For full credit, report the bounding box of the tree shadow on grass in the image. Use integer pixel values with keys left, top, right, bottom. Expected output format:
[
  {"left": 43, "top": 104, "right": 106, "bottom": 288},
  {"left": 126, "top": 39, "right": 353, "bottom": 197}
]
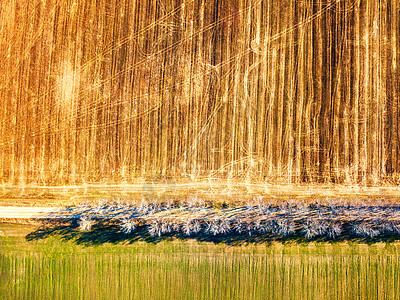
[
  {"left": 25, "top": 219, "right": 400, "bottom": 247},
  {"left": 26, "top": 219, "right": 162, "bottom": 245},
  {"left": 26, "top": 219, "right": 265, "bottom": 246}
]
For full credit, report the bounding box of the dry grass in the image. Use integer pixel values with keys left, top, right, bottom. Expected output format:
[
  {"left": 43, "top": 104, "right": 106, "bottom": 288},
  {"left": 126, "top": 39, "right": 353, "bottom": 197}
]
[
  {"left": 2, "top": 181, "right": 400, "bottom": 207},
  {"left": 0, "top": 0, "right": 399, "bottom": 186}
]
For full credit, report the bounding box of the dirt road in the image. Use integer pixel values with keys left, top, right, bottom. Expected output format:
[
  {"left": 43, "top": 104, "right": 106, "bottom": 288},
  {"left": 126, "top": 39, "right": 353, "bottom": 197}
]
[{"left": 0, "top": 206, "right": 62, "bottom": 218}]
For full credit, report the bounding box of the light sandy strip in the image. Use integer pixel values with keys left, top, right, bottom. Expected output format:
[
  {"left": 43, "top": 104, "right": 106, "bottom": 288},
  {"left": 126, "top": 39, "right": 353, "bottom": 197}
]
[{"left": 0, "top": 207, "right": 62, "bottom": 218}]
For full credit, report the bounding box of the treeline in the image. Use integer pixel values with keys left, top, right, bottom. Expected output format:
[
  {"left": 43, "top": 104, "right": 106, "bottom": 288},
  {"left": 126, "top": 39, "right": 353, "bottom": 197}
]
[
  {"left": 0, "top": 0, "right": 399, "bottom": 184},
  {"left": 51, "top": 198, "right": 400, "bottom": 241}
]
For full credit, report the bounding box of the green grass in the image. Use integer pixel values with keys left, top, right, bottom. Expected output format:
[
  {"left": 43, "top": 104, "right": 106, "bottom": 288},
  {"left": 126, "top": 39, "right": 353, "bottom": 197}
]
[{"left": 1, "top": 231, "right": 400, "bottom": 299}]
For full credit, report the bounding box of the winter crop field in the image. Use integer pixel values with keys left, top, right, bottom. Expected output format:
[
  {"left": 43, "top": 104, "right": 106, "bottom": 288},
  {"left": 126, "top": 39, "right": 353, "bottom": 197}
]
[{"left": 1, "top": 0, "right": 399, "bottom": 185}]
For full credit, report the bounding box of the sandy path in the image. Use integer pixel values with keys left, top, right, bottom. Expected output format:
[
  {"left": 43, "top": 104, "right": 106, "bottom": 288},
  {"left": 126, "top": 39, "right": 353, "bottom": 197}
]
[{"left": 0, "top": 206, "right": 62, "bottom": 218}]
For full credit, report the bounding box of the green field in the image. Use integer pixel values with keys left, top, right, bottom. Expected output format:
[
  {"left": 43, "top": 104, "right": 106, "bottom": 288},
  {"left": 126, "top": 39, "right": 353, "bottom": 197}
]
[{"left": 1, "top": 224, "right": 400, "bottom": 299}]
